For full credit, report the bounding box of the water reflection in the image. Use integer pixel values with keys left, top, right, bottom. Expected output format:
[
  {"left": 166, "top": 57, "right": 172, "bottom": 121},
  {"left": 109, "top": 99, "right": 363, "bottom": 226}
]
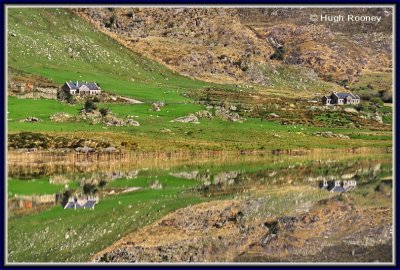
[{"left": 7, "top": 148, "right": 392, "bottom": 216}]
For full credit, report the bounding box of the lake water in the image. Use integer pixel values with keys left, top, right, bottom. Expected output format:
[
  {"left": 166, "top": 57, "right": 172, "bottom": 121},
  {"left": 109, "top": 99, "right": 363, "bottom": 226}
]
[{"left": 7, "top": 148, "right": 393, "bottom": 262}]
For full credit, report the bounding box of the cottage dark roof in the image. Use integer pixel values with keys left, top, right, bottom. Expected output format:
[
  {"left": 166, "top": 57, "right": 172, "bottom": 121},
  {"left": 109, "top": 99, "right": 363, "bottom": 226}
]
[
  {"left": 66, "top": 81, "right": 100, "bottom": 90},
  {"left": 83, "top": 200, "right": 97, "bottom": 209},
  {"left": 332, "top": 92, "right": 359, "bottom": 99},
  {"left": 64, "top": 201, "right": 82, "bottom": 209},
  {"left": 329, "top": 186, "right": 346, "bottom": 193}
]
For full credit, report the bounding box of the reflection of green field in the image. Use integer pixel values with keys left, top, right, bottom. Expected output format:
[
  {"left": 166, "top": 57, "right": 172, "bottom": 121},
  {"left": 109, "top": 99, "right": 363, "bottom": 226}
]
[
  {"left": 9, "top": 177, "right": 63, "bottom": 196},
  {"left": 8, "top": 175, "right": 204, "bottom": 262}
]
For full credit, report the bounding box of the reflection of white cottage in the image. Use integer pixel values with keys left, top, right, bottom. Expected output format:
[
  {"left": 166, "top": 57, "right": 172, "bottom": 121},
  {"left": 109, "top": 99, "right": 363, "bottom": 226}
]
[
  {"left": 343, "top": 180, "right": 357, "bottom": 191},
  {"left": 323, "top": 180, "right": 357, "bottom": 193},
  {"left": 322, "top": 92, "right": 360, "bottom": 105},
  {"left": 64, "top": 195, "right": 99, "bottom": 210},
  {"left": 61, "top": 81, "right": 101, "bottom": 95}
]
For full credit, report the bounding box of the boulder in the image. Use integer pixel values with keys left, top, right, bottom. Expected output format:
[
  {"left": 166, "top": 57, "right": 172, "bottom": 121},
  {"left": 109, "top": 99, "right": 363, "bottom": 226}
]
[
  {"left": 373, "top": 112, "right": 383, "bottom": 124},
  {"left": 20, "top": 116, "right": 41, "bottom": 123},
  {"left": 215, "top": 108, "right": 245, "bottom": 122},
  {"left": 343, "top": 107, "right": 358, "bottom": 114},
  {"left": 126, "top": 119, "right": 140, "bottom": 126},
  {"left": 195, "top": 110, "right": 213, "bottom": 119},
  {"left": 171, "top": 114, "right": 199, "bottom": 123},
  {"left": 269, "top": 113, "right": 279, "bottom": 118},
  {"left": 151, "top": 101, "right": 165, "bottom": 111}
]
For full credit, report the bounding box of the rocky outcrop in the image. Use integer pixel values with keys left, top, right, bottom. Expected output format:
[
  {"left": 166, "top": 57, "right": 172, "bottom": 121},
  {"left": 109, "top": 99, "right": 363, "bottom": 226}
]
[{"left": 215, "top": 107, "right": 245, "bottom": 122}]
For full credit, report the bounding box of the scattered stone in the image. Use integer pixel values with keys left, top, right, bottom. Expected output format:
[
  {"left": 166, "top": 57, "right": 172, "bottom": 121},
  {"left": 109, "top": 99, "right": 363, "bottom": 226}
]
[
  {"left": 50, "top": 112, "right": 73, "bottom": 122},
  {"left": 104, "top": 117, "right": 126, "bottom": 127},
  {"left": 160, "top": 128, "right": 172, "bottom": 133},
  {"left": 150, "top": 180, "right": 163, "bottom": 189},
  {"left": 269, "top": 113, "right": 279, "bottom": 118},
  {"left": 313, "top": 131, "right": 350, "bottom": 139}
]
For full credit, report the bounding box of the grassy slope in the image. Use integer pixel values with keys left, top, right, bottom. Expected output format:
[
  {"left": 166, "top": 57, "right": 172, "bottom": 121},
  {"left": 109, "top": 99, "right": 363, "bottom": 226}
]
[{"left": 8, "top": 8, "right": 216, "bottom": 103}]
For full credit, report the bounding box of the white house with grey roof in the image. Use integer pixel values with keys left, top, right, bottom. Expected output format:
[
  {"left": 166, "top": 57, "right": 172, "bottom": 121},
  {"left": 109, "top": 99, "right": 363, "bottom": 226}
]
[
  {"left": 322, "top": 92, "right": 360, "bottom": 105},
  {"left": 61, "top": 81, "right": 101, "bottom": 95}
]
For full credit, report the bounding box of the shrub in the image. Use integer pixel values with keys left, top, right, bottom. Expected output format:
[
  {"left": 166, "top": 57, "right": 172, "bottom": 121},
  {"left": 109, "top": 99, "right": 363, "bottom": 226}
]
[
  {"left": 83, "top": 183, "right": 98, "bottom": 195},
  {"left": 57, "top": 89, "right": 75, "bottom": 104},
  {"left": 84, "top": 99, "right": 97, "bottom": 112},
  {"left": 270, "top": 46, "right": 286, "bottom": 60},
  {"left": 371, "top": 97, "right": 384, "bottom": 107},
  {"left": 99, "top": 108, "right": 109, "bottom": 117}
]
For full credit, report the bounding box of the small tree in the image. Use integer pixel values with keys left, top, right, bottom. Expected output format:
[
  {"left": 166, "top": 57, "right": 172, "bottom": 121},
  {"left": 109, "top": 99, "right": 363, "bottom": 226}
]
[
  {"left": 99, "top": 108, "right": 109, "bottom": 117},
  {"left": 57, "top": 89, "right": 75, "bottom": 104},
  {"left": 84, "top": 99, "right": 97, "bottom": 113}
]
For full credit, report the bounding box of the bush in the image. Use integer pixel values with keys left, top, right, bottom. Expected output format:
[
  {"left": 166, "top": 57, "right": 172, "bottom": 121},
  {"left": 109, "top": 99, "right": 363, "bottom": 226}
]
[
  {"left": 84, "top": 100, "right": 97, "bottom": 112},
  {"left": 270, "top": 46, "right": 286, "bottom": 60},
  {"left": 371, "top": 97, "right": 384, "bottom": 107},
  {"left": 93, "top": 96, "right": 100, "bottom": 103},
  {"left": 57, "top": 89, "right": 75, "bottom": 104},
  {"left": 83, "top": 183, "right": 98, "bottom": 195},
  {"left": 99, "top": 108, "right": 109, "bottom": 117}
]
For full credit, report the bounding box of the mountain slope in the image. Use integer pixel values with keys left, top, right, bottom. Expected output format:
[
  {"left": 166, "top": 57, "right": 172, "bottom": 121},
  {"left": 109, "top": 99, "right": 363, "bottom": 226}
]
[{"left": 77, "top": 7, "right": 392, "bottom": 91}]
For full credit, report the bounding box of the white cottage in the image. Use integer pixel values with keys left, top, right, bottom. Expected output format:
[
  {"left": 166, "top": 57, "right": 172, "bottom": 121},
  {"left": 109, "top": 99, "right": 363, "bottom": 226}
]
[{"left": 61, "top": 81, "right": 101, "bottom": 95}]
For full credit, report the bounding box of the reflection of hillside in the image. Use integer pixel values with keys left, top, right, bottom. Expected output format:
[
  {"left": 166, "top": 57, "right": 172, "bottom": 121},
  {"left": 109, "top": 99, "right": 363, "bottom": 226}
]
[{"left": 192, "top": 158, "right": 391, "bottom": 195}]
